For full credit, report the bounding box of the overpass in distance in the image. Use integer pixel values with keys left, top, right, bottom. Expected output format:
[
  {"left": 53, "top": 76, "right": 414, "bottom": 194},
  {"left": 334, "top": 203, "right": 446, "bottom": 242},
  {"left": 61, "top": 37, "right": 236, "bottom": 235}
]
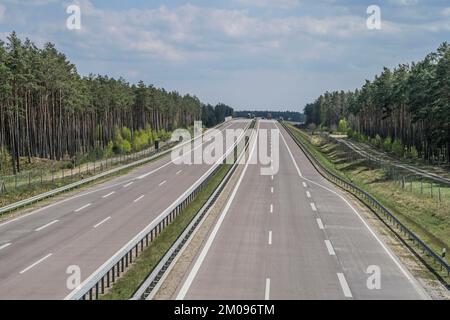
[{"left": 0, "top": 119, "right": 430, "bottom": 300}]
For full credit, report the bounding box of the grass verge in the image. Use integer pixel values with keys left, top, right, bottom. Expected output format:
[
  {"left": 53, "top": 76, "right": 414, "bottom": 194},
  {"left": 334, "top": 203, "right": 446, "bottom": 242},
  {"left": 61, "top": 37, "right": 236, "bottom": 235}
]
[{"left": 100, "top": 164, "right": 232, "bottom": 300}]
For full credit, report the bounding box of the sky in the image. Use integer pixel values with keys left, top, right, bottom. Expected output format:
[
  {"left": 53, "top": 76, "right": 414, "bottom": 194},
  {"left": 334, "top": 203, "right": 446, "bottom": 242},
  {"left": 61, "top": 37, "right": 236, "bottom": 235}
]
[{"left": 0, "top": 0, "right": 449, "bottom": 112}]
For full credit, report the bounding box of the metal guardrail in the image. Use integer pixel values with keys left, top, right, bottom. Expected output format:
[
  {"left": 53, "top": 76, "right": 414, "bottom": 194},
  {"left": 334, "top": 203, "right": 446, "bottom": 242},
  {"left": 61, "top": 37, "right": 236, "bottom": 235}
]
[
  {"left": 65, "top": 121, "right": 252, "bottom": 300},
  {"left": 0, "top": 121, "right": 230, "bottom": 216},
  {"left": 131, "top": 122, "right": 256, "bottom": 300},
  {"left": 282, "top": 122, "right": 450, "bottom": 279}
]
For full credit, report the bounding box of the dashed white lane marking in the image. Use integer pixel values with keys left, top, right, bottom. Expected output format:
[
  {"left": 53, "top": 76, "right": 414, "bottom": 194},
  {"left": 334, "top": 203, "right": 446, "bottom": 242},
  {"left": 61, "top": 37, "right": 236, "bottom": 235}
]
[
  {"left": 270, "top": 204, "right": 273, "bottom": 213},
  {"left": 102, "top": 192, "right": 115, "bottom": 199},
  {"left": 278, "top": 123, "right": 429, "bottom": 300},
  {"left": 94, "top": 216, "right": 111, "bottom": 228},
  {"left": 271, "top": 175, "right": 274, "bottom": 181},
  {"left": 74, "top": 203, "right": 91, "bottom": 213},
  {"left": 306, "top": 191, "right": 311, "bottom": 198},
  {"left": 176, "top": 123, "right": 259, "bottom": 300},
  {"left": 316, "top": 218, "right": 324, "bottom": 230},
  {"left": 302, "top": 182, "right": 307, "bottom": 188},
  {"left": 310, "top": 203, "right": 317, "bottom": 212},
  {"left": 0, "top": 243, "right": 12, "bottom": 251},
  {"left": 325, "top": 240, "right": 336, "bottom": 255},
  {"left": 134, "top": 195, "right": 145, "bottom": 203},
  {"left": 337, "top": 273, "right": 353, "bottom": 298},
  {"left": 176, "top": 170, "right": 182, "bottom": 175},
  {"left": 265, "top": 278, "right": 271, "bottom": 300},
  {"left": 123, "top": 182, "right": 134, "bottom": 188},
  {"left": 19, "top": 253, "right": 52, "bottom": 274},
  {"left": 35, "top": 220, "right": 59, "bottom": 232},
  {"left": 271, "top": 187, "right": 274, "bottom": 194},
  {"left": 268, "top": 231, "right": 272, "bottom": 245},
  {"left": 159, "top": 180, "right": 167, "bottom": 186}
]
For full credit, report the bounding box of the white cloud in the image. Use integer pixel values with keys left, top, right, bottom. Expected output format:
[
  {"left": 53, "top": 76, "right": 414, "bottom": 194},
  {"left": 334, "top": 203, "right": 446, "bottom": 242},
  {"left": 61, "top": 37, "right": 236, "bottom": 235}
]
[
  {"left": 442, "top": 7, "right": 450, "bottom": 17},
  {"left": 232, "top": 0, "right": 301, "bottom": 9},
  {"left": 0, "top": 4, "right": 5, "bottom": 22}
]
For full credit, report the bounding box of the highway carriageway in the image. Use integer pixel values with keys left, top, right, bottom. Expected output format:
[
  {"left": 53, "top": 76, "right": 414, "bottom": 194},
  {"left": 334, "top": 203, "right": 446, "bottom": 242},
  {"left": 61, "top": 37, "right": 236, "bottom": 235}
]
[
  {"left": 0, "top": 119, "right": 250, "bottom": 299},
  {"left": 175, "top": 120, "right": 429, "bottom": 300}
]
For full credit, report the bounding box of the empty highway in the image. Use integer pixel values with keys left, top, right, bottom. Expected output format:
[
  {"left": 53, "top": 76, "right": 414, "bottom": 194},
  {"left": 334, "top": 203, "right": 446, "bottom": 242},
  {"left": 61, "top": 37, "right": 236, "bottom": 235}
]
[
  {"left": 0, "top": 119, "right": 249, "bottom": 299},
  {"left": 176, "top": 120, "right": 429, "bottom": 300}
]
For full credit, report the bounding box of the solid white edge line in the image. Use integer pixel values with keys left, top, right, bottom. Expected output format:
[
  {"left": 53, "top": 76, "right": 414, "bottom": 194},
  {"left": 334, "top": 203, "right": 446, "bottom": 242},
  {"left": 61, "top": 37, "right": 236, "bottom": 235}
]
[
  {"left": 176, "top": 122, "right": 259, "bottom": 300},
  {"left": 277, "top": 122, "right": 430, "bottom": 300},
  {"left": 134, "top": 195, "right": 145, "bottom": 203},
  {"left": 74, "top": 203, "right": 91, "bottom": 213},
  {"left": 19, "top": 253, "right": 52, "bottom": 274},
  {"left": 0, "top": 243, "right": 12, "bottom": 250},
  {"left": 35, "top": 220, "right": 59, "bottom": 232},
  {"left": 316, "top": 218, "right": 324, "bottom": 230},
  {"left": 325, "top": 240, "right": 336, "bottom": 255},
  {"left": 265, "top": 278, "right": 271, "bottom": 300},
  {"left": 0, "top": 120, "right": 245, "bottom": 230},
  {"left": 337, "top": 273, "right": 353, "bottom": 298},
  {"left": 93, "top": 216, "right": 111, "bottom": 229}
]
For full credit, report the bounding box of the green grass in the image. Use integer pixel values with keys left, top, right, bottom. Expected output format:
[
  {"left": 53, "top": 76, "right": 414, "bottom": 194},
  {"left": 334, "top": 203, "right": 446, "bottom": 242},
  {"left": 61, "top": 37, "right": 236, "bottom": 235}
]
[
  {"left": 100, "top": 164, "right": 232, "bottom": 300},
  {"left": 285, "top": 123, "right": 450, "bottom": 281}
]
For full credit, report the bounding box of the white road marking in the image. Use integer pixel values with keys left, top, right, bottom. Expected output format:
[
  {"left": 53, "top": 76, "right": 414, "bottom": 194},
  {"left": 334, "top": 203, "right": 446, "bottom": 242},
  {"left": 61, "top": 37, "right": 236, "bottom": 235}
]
[
  {"left": 325, "top": 240, "right": 336, "bottom": 255},
  {"left": 123, "top": 182, "right": 134, "bottom": 188},
  {"left": 74, "top": 203, "right": 91, "bottom": 213},
  {"left": 159, "top": 180, "right": 167, "bottom": 186},
  {"left": 19, "top": 253, "right": 52, "bottom": 274},
  {"left": 302, "top": 182, "right": 307, "bottom": 188},
  {"left": 134, "top": 195, "right": 145, "bottom": 203},
  {"left": 176, "top": 170, "right": 182, "bottom": 175},
  {"left": 35, "top": 220, "right": 59, "bottom": 232},
  {"left": 306, "top": 191, "right": 311, "bottom": 198},
  {"left": 268, "top": 231, "right": 272, "bottom": 245},
  {"left": 271, "top": 187, "right": 274, "bottom": 194},
  {"left": 271, "top": 175, "right": 274, "bottom": 181},
  {"left": 270, "top": 204, "right": 273, "bottom": 213},
  {"left": 310, "top": 203, "right": 317, "bottom": 212},
  {"left": 137, "top": 121, "right": 236, "bottom": 180},
  {"left": 316, "top": 218, "right": 324, "bottom": 230},
  {"left": 176, "top": 123, "right": 259, "bottom": 300},
  {"left": 0, "top": 243, "right": 12, "bottom": 251},
  {"left": 265, "top": 278, "right": 271, "bottom": 300},
  {"left": 337, "top": 273, "right": 353, "bottom": 298},
  {"left": 94, "top": 216, "right": 111, "bottom": 228},
  {"left": 278, "top": 122, "right": 430, "bottom": 299},
  {"left": 102, "top": 192, "right": 115, "bottom": 198}
]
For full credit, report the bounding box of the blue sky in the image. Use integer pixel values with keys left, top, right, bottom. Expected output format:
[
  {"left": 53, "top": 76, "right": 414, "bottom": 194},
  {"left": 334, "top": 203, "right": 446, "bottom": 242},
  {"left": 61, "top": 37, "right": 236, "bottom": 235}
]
[{"left": 0, "top": 0, "right": 449, "bottom": 111}]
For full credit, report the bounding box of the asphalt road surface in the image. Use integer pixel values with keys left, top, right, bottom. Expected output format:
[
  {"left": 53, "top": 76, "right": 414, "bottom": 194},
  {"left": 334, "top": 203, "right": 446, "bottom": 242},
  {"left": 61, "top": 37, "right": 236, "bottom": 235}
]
[
  {"left": 0, "top": 119, "right": 250, "bottom": 299},
  {"left": 176, "top": 120, "right": 429, "bottom": 300}
]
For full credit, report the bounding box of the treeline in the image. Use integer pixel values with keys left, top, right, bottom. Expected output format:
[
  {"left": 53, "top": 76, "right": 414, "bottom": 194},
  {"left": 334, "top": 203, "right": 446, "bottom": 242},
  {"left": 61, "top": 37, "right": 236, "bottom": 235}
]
[
  {"left": 304, "top": 42, "right": 450, "bottom": 163},
  {"left": 0, "top": 32, "right": 233, "bottom": 174},
  {"left": 234, "top": 111, "right": 305, "bottom": 122},
  {"left": 201, "top": 103, "right": 234, "bottom": 127}
]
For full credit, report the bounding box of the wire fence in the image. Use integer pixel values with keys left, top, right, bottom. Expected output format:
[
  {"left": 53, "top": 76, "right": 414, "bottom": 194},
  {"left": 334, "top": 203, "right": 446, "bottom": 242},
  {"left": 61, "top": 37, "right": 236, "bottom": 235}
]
[
  {"left": 0, "top": 143, "right": 170, "bottom": 196},
  {"left": 283, "top": 122, "right": 450, "bottom": 286}
]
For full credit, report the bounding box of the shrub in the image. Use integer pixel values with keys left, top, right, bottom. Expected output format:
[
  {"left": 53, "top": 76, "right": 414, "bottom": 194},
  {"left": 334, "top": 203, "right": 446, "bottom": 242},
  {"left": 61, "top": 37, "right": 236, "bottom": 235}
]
[
  {"left": 392, "top": 139, "right": 404, "bottom": 157},
  {"left": 383, "top": 136, "right": 392, "bottom": 152},
  {"left": 338, "top": 119, "right": 348, "bottom": 134}
]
